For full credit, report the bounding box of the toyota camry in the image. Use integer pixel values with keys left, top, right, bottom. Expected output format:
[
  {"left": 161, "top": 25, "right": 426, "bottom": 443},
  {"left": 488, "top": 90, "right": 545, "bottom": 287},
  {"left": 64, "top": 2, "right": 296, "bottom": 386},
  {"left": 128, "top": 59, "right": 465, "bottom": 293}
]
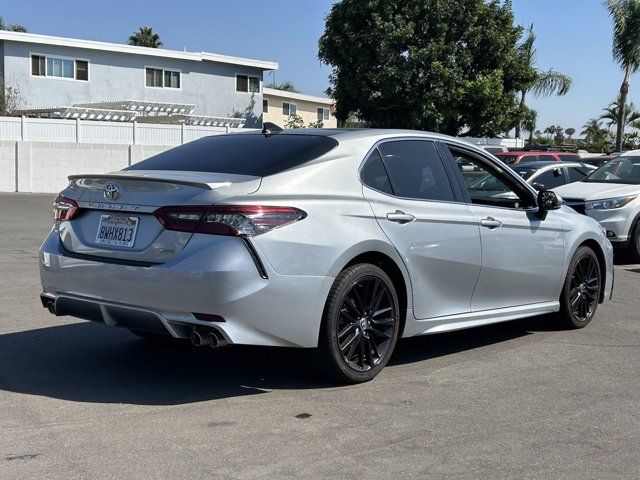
[{"left": 39, "top": 129, "right": 614, "bottom": 383}]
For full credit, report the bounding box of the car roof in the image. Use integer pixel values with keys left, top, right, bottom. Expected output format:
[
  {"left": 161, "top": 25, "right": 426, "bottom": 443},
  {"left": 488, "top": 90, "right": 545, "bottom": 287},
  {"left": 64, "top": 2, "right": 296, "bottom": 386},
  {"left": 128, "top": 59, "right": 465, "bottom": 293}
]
[{"left": 513, "top": 161, "right": 591, "bottom": 169}]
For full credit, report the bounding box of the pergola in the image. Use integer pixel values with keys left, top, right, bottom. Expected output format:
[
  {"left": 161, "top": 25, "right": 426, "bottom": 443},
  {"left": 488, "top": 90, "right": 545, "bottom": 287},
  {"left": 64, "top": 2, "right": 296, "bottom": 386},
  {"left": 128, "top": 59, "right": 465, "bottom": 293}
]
[{"left": 15, "top": 100, "right": 246, "bottom": 127}]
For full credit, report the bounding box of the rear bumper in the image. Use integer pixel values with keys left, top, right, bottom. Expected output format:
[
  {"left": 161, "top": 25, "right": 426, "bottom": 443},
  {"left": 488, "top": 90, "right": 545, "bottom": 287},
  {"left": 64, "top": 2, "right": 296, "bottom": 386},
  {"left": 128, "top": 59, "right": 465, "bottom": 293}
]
[{"left": 39, "top": 232, "right": 334, "bottom": 347}]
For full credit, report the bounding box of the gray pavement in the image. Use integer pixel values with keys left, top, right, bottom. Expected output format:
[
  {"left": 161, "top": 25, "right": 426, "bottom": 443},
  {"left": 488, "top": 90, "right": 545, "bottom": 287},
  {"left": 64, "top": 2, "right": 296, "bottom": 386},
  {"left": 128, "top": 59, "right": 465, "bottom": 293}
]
[{"left": 0, "top": 193, "right": 639, "bottom": 479}]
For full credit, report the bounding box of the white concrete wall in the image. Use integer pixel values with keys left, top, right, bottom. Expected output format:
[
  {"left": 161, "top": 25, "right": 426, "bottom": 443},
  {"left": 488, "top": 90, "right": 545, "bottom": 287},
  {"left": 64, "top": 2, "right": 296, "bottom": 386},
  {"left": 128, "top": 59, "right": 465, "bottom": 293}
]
[{"left": 2, "top": 140, "right": 174, "bottom": 193}]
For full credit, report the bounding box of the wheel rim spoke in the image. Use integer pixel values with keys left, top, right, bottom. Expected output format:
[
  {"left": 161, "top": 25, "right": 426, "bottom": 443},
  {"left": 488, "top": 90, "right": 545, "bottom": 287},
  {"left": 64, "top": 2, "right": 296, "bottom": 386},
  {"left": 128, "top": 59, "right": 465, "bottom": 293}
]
[
  {"left": 337, "top": 275, "right": 397, "bottom": 372},
  {"left": 569, "top": 256, "right": 600, "bottom": 321}
]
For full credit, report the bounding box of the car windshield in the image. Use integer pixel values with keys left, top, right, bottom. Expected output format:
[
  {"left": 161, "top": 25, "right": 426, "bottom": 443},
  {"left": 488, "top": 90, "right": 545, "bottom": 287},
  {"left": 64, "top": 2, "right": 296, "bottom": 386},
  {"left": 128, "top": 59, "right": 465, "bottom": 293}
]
[
  {"left": 584, "top": 156, "right": 640, "bottom": 184},
  {"left": 496, "top": 155, "right": 518, "bottom": 164}
]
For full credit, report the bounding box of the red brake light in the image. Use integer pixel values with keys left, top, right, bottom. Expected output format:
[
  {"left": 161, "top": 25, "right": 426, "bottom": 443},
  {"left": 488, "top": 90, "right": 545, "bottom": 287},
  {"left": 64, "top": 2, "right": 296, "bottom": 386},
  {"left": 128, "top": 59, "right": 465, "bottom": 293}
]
[
  {"left": 53, "top": 195, "right": 79, "bottom": 221},
  {"left": 153, "top": 205, "right": 306, "bottom": 237}
]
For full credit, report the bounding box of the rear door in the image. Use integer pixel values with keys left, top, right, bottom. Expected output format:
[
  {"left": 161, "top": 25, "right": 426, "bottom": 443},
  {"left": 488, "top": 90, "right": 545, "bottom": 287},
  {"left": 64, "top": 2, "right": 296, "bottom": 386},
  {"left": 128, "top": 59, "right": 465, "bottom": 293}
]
[{"left": 361, "top": 139, "right": 481, "bottom": 319}]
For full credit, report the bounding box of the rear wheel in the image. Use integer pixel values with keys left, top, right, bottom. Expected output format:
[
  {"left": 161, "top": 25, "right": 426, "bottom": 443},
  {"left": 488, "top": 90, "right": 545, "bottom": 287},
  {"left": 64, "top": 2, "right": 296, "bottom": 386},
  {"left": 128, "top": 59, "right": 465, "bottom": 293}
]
[
  {"left": 314, "top": 263, "right": 401, "bottom": 383},
  {"left": 558, "top": 246, "right": 601, "bottom": 329}
]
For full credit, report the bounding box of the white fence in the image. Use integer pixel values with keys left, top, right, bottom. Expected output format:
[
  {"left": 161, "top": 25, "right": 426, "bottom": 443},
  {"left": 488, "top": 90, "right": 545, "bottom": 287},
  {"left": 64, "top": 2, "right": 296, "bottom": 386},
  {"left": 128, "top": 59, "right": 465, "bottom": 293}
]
[{"left": 0, "top": 116, "right": 247, "bottom": 145}]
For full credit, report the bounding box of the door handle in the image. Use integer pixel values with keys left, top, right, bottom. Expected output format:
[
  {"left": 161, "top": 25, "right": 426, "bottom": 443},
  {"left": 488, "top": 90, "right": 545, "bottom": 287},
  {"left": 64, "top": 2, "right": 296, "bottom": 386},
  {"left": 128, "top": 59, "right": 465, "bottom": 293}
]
[
  {"left": 480, "top": 216, "right": 502, "bottom": 229},
  {"left": 387, "top": 211, "right": 416, "bottom": 224}
]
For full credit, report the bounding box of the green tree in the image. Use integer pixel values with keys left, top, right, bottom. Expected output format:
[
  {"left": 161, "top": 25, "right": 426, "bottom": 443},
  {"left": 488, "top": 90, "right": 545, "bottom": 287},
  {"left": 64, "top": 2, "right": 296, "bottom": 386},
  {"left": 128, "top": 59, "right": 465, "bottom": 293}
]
[
  {"left": 514, "top": 25, "right": 572, "bottom": 138},
  {"left": 128, "top": 27, "right": 162, "bottom": 48},
  {"left": 522, "top": 108, "right": 538, "bottom": 143},
  {"left": 599, "top": 96, "right": 640, "bottom": 130},
  {"left": 0, "top": 16, "right": 27, "bottom": 32},
  {"left": 265, "top": 81, "right": 299, "bottom": 93},
  {"left": 318, "top": 0, "right": 530, "bottom": 136},
  {"left": 581, "top": 118, "right": 613, "bottom": 152},
  {"left": 605, "top": 0, "right": 640, "bottom": 151},
  {"left": 284, "top": 114, "right": 305, "bottom": 129}
]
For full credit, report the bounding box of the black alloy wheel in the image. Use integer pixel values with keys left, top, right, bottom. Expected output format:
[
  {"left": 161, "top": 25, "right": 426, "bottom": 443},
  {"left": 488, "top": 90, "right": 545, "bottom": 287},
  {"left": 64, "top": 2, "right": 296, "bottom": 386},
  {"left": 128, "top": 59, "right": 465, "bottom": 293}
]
[
  {"left": 559, "top": 246, "right": 602, "bottom": 329},
  {"left": 314, "top": 263, "right": 401, "bottom": 383}
]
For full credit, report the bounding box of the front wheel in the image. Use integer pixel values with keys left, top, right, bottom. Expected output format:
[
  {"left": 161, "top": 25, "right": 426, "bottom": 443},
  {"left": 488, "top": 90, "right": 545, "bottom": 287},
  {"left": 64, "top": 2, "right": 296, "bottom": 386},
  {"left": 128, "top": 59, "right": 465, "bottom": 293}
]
[
  {"left": 558, "top": 246, "right": 602, "bottom": 329},
  {"left": 314, "top": 263, "right": 401, "bottom": 383}
]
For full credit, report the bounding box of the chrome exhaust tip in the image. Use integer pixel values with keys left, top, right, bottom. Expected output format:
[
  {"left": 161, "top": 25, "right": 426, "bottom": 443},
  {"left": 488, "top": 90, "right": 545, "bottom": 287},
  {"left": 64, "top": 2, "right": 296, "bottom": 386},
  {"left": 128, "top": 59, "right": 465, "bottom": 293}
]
[
  {"left": 207, "top": 331, "right": 228, "bottom": 349},
  {"left": 190, "top": 329, "right": 207, "bottom": 347}
]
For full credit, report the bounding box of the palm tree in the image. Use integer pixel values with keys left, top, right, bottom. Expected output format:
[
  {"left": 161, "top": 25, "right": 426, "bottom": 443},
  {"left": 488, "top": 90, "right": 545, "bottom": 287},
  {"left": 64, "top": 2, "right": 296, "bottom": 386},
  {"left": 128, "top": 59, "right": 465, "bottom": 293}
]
[
  {"left": 523, "top": 108, "right": 538, "bottom": 144},
  {"left": 128, "top": 27, "right": 162, "bottom": 48},
  {"left": 581, "top": 118, "right": 606, "bottom": 141},
  {"left": 599, "top": 96, "right": 640, "bottom": 129},
  {"left": 605, "top": 0, "right": 640, "bottom": 151},
  {"left": 515, "top": 25, "right": 573, "bottom": 138}
]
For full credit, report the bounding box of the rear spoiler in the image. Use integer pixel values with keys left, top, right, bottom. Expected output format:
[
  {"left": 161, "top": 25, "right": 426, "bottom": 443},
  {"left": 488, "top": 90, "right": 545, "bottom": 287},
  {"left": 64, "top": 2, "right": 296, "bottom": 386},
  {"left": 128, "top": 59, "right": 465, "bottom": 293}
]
[{"left": 67, "top": 173, "right": 221, "bottom": 190}]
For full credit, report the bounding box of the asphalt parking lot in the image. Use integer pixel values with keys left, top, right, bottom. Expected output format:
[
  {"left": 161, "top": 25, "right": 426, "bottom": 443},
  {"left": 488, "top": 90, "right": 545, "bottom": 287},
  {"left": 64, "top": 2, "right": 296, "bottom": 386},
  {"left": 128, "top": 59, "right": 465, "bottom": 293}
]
[{"left": 0, "top": 193, "right": 639, "bottom": 479}]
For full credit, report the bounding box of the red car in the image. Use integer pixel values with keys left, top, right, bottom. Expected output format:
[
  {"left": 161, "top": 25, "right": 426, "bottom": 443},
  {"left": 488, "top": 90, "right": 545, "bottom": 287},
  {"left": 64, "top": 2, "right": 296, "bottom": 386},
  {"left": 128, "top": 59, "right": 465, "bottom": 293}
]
[{"left": 494, "top": 151, "right": 581, "bottom": 165}]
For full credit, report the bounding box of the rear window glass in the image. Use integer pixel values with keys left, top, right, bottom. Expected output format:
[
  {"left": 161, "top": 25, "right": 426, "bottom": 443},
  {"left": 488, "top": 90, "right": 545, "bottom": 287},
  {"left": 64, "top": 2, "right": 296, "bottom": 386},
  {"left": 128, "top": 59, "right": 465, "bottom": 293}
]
[{"left": 126, "top": 134, "right": 338, "bottom": 176}]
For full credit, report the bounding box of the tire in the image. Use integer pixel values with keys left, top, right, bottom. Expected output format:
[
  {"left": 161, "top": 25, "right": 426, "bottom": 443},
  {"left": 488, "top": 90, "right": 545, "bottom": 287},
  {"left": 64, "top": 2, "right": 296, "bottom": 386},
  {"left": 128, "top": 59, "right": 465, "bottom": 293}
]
[
  {"left": 558, "top": 246, "right": 602, "bottom": 329},
  {"left": 629, "top": 221, "right": 640, "bottom": 263},
  {"left": 313, "top": 263, "right": 401, "bottom": 383}
]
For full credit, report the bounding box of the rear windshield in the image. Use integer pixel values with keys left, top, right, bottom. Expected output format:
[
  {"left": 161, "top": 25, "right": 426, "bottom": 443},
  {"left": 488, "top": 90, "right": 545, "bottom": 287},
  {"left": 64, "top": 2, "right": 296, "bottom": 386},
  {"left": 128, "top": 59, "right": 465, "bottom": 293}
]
[{"left": 126, "top": 134, "right": 339, "bottom": 176}]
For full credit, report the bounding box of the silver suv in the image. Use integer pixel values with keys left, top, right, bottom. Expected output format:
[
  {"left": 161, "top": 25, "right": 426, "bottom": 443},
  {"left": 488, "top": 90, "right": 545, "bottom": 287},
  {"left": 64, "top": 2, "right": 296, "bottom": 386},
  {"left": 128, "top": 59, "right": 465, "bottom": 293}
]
[
  {"left": 554, "top": 152, "right": 640, "bottom": 260},
  {"left": 39, "top": 130, "right": 614, "bottom": 383}
]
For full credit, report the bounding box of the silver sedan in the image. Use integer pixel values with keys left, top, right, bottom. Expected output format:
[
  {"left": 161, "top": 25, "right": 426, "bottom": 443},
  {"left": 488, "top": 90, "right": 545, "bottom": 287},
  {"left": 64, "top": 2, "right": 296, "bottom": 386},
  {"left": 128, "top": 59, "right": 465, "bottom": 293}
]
[{"left": 39, "top": 129, "right": 614, "bottom": 383}]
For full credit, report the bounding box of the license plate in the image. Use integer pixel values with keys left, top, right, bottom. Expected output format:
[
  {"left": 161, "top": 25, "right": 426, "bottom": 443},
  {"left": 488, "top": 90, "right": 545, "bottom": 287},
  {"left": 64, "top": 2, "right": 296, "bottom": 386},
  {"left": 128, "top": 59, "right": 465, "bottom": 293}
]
[{"left": 95, "top": 215, "right": 139, "bottom": 248}]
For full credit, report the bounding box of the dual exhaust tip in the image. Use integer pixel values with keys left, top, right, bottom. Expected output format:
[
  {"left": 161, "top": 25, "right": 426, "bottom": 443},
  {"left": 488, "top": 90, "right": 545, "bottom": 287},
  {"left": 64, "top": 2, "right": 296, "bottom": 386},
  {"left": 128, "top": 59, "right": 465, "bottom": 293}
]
[{"left": 190, "top": 328, "right": 228, "bottom": 349}]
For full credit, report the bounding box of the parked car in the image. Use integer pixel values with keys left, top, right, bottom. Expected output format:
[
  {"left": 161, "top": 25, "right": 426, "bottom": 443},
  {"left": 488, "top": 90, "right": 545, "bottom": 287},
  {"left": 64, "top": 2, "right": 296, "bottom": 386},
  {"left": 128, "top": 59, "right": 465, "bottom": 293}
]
[
  {"left": 495, "top": 151, "right": 581, "bottom": 165},
  {"left": 554, "top": 152, "right": 640, "bottom": 260},
  {"left": 481, "top": 145, "right": 509, "bottom": 154},
  {"left": 464, "top": 161, "right": 595, "bottom": 192},
  {"left": 580, "top": 155, "right": 615, "bottom": 168},
  {"left": 40, "top": 130, "right": 614, "bottom": 383}
]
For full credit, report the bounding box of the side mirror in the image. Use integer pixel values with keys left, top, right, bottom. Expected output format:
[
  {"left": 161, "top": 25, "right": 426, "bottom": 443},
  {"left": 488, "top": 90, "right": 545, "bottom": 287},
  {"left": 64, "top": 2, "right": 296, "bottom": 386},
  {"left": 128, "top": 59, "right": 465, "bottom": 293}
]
[{"left": 538, "top": 190, "right": 563, "bottom": 211}]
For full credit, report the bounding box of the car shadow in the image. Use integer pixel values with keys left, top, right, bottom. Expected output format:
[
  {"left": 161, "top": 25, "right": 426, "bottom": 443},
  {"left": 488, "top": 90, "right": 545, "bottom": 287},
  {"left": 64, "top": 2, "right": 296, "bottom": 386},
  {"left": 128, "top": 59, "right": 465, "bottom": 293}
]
[{"left": 0, "top": 315, "right": 558, "bottom": 406}]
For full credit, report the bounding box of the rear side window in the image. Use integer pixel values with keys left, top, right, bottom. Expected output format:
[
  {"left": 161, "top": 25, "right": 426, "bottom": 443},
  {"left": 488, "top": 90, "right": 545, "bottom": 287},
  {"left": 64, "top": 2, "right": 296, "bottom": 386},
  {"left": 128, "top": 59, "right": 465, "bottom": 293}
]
[
  {"left": 361, "top": 150, "right": 392, "bottom": 195},
  {"left": 568, "top": 166, "right": 589, "bottom": 182},
  {"left": 378, "top": 140, "right": 454, "bottom": 202},
  {"left": 126, "top": 134, "right": 338, "bottom": 176},
  {"left": 520, "top": 155, "right": 538, "bottom": 163},
  {"left": 559, "top": 154, "right": 579, "bottom": 162},
  {"left": 497, "top": 154, "right": 518, "bottom": 164},
  {"left": 538, "top": 154, "right": 556, "bottom": 162}
]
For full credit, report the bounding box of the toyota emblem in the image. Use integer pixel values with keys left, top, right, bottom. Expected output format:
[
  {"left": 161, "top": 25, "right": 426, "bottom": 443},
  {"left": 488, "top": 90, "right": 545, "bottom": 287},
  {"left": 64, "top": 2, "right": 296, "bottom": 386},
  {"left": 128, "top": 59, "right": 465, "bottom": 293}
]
[{"left": 103, "top": 182, "right": 120, "bottom": 201}]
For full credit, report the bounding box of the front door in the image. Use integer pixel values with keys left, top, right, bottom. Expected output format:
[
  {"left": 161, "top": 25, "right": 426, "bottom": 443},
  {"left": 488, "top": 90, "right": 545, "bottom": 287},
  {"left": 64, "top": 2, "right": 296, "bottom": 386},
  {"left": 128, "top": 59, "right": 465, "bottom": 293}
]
[
  {"left": 360, "top": 139, "right": 482, "bottom": 319},
  {"left": 444, "top": 145, "right": 565, "bottom": 311}
]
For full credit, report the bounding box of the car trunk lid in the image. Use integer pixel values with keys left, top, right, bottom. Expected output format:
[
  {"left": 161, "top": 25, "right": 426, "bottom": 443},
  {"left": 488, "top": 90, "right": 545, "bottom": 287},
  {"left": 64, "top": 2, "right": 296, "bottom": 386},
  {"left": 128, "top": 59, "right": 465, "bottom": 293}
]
[{"left": 57, "top": 170, "right": 261, "bottom": 264}]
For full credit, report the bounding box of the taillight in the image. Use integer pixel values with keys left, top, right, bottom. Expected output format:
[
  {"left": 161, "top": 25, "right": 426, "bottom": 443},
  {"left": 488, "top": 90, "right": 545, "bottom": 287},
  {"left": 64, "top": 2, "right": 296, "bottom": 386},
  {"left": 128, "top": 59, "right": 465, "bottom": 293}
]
[
  {"left": 153, "top": 205, "right": 306, "bottom": 237},
  {"left": 53, "top": 195, "right": 79, "bottom": 221}
]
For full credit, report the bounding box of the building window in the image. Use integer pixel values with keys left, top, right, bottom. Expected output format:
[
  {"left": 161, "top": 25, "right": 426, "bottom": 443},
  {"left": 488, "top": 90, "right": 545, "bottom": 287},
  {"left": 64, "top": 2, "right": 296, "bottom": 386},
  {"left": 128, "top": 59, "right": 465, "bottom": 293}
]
[
  {"left": 76, "top": 60, "right": 89, "bottom": 81},
  {"left": 31, "top": 54, "right": 89, "bottom": 81},
  {"left": 263, "top": 99, "right": 269, "bottom": 113},
  {"left": 283, "top": 102, "right": 297, "bottom": 116},
  {"left": 31, "top": 55, "right": 45, "bottom": 76},
  {"left": 236, "top": 74, "right": 260, "bottom": 93},
  {"left": 47, "top": 57, "right": 74, "bottom": 78},
  {"left": 145, "top": 67, "right": 180, "bottom": 89},
  {"left": 317, "top": 107, "right": 330, "bottom": 121}
]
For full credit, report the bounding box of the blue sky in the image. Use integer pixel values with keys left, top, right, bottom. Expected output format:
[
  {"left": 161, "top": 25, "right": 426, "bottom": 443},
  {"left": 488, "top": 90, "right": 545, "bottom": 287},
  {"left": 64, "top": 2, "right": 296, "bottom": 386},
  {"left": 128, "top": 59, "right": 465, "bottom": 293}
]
[{"left": 2, "top": 0, "right": 628, "bottom": 134}]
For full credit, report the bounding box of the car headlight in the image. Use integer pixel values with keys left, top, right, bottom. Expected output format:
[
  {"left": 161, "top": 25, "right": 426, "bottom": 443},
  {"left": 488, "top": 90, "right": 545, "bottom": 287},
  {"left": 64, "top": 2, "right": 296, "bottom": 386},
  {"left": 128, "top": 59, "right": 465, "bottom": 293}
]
[{"left": 586, "top": 195, "right": 637, "bottom": 210}]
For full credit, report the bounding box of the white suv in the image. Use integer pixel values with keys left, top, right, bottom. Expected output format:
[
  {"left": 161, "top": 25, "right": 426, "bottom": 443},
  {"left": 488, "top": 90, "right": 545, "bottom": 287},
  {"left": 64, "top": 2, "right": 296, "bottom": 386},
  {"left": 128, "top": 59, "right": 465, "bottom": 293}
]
[{"left": 554, "top": 152, "right": 640, "bottom": 260}]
